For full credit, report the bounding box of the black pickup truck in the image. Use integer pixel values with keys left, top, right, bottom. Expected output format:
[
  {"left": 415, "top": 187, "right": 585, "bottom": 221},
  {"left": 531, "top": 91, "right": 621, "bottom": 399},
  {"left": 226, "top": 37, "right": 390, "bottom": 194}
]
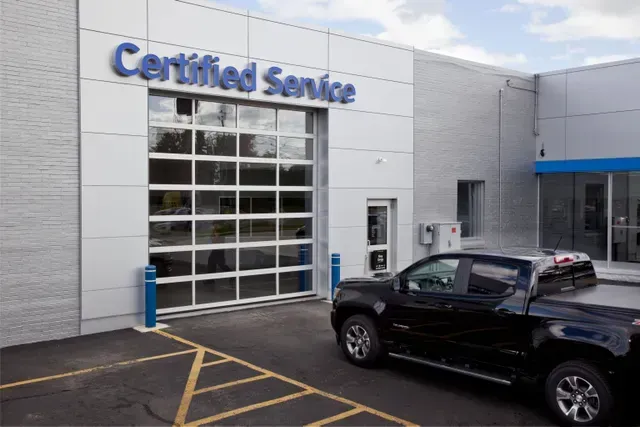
[{"left": 330, "top": 248, "right": 640, "bottom": 426}]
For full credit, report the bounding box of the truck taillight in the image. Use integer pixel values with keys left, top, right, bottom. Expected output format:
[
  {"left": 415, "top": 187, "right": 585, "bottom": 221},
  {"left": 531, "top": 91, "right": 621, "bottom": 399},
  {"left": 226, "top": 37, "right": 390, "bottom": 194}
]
[{"left": 554, "top": 255, "right": 575, "bottom": 264}]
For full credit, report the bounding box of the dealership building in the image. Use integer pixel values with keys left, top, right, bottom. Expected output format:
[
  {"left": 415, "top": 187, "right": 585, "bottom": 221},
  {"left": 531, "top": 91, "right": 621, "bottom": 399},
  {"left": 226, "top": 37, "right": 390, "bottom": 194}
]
[{"left": 2, "top": 0, "right": 640, "bottom": 347}]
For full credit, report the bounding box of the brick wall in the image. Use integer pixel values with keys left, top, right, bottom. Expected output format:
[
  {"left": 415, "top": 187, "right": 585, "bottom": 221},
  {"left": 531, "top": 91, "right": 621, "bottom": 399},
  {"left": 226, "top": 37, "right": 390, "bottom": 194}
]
[
  {"left": 0, "top": 0, "right": 80, "bottom": 347},
  {"left": 413, "top": 50, "right": 538, "bottom": 260}
]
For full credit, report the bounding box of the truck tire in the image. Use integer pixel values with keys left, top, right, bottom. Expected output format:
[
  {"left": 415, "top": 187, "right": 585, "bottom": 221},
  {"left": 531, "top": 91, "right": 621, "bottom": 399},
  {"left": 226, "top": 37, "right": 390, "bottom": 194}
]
[
  {"left": 340, "top": 314, "right": 382, "bottom": 368},
  {"left": 545, "top": 360, "right": 614, "bottom": 426}
]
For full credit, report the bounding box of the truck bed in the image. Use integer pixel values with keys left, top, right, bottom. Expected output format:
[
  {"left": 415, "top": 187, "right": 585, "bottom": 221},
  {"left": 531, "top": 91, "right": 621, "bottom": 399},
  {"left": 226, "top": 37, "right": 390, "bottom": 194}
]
[{"left": 538, "top": 284, "right": 640, "bottom": 311}]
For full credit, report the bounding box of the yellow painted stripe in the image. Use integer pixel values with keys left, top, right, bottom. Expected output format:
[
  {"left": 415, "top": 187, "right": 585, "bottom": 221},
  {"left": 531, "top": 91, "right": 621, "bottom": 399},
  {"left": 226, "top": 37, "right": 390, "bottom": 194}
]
[
  {"left": 0, "top": 349, "right": 198, "bottom": 390},
  {"left": 193, "top": 373, "right": 271, "bottom": 395},
  {"left": 304, "top": 407, "right": 364, "bottom": 426},
  {"left": 154, "top": 330, "right": 418, "bottom": 427},
  {"left": 185, "top": 390, "right": 314, "bottom": 426},
  {"left": 201, "top": 359, "right": 232, "bottom": 367},
  {"left": 174, "top": 349, "right": 205, "bottom": 426}
]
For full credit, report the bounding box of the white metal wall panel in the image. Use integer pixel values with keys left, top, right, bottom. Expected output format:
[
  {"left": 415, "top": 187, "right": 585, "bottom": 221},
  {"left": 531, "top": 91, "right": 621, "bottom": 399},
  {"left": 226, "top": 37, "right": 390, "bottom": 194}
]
[
  {"left": 82, "top": 186, "right": 148, "bottom": 239},
  {"left": 81, "top": 133, "right": 148, "bottom": 186},
  {"left": 148, "top": 0, "right": 248, "bottom": 57},
  {"left": 82, "top": 237, "right": 148, "bottom": 291},
  {"left": 328, "top": 149, "right": 413, "bottom": 189},
  {"left": 538, "top": 72, "right": 566, "bottom": 119},
  {"left": 79, "top": 0, "right": 147, "bottom": 39},
  {"left": 329, "top": 109, "right": 413, "bottom": 153},
  {"left": 536, "top": 118, "right": 567, "bottom": 161},
  {"left": 566, "top": 110, "right": 640, "bottom": 159}
]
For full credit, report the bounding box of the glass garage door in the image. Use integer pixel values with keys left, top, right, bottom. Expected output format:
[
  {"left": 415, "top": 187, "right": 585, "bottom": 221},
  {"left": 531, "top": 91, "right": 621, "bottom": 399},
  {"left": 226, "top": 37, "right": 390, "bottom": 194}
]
[{"left": 148, "top": 95, "right": 315, "bottom": 313}]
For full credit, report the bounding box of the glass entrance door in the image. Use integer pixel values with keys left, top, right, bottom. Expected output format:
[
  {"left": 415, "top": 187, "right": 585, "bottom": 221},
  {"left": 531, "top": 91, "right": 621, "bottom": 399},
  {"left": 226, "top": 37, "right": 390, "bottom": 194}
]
[{"left": 367, "top": 200, "right": 391, "bottom": 275}]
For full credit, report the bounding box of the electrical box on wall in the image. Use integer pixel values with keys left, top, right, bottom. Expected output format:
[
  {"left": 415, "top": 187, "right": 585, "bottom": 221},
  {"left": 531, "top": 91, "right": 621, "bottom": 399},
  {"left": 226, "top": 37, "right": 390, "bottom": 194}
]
[
  {"left": 419, "top": 223, "right": 434, "bottom": 244},
  {"left": 430, "top": 222, "right": 462, "bottom": 255}
]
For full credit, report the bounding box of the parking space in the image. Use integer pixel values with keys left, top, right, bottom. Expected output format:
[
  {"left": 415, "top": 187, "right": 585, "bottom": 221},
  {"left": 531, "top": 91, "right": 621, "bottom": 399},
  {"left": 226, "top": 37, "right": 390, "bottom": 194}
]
[
  {"left": 0, "top": 309, "right": 414, "bottom": 426},
  {"left": 6, "top": 300, "right": 638, "bottom": 426}
]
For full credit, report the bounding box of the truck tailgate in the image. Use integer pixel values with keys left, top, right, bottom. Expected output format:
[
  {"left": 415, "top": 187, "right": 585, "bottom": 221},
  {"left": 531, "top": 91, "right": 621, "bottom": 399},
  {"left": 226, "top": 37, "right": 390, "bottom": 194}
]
[{"left": 539, "top": 284, "right": 640, "bottom": 311}]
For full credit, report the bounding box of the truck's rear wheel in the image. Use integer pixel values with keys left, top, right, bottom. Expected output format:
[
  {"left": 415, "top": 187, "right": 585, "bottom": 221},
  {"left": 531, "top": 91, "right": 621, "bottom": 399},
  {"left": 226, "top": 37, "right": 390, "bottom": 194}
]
[
  {"left": 545, "top": 361, "right": 613, "bottom": 426},
  {"left": 340, "top": 315, "right": 382, "bottom": 368}
]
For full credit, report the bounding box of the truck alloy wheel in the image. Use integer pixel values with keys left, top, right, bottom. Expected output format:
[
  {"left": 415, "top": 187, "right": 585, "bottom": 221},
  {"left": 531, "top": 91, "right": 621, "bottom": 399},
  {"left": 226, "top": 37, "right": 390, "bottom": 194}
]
[
  {"left": 340, "top": 315, "right": 382, "bottom": 368},
  {"left": 345, "top": 325, "right": 371, "bottom": 359},
  {"left": 545, "top": 361, "right": 613, "bottom": 426}
]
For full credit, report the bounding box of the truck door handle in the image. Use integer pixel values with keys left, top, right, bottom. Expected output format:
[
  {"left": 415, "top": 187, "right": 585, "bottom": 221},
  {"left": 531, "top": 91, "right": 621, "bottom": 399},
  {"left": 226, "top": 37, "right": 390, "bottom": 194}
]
[
  {"left": 435, "top": 303, "right": 453, "bottom": 310},
  {"left": 495, "top": 308, "right": 514, "bottom": 316}
]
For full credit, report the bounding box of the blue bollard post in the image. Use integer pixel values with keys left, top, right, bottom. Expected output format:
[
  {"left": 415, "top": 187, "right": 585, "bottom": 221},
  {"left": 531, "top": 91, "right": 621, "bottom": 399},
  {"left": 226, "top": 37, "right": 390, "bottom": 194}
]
[
  {"left": 145, "top": 265, "right": 157, "bottom": 328},
  {"left": 298, "top": 246, "right": 308, "bottom": 292},
  {"left": 331, "top": 253, "right": 340, "bottom": 299}
]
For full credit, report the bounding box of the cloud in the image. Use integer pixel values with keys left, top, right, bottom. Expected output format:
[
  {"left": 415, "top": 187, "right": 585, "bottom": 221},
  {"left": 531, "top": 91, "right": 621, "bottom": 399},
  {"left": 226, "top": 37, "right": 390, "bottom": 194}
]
[
  {"left": 519, "top": 0, "right": 640, "bottom": 41},
  {"left": 499, "top": 3, "right": 523, "bottom": 13},
  {"left": 583, "top": 54, "right": 637, "bottom": 65},
  {"left": 550, "top": 45, "right": 586, "bottom": 60},
  {"left": 257, "top": 0, "right": 527, "bottom": 67}
]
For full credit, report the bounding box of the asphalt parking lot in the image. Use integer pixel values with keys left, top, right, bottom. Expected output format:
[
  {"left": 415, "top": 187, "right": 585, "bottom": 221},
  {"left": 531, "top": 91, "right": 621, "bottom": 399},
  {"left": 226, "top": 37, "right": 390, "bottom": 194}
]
[{"left": 1, "top": 300, "right": 638, "bottom": 426}]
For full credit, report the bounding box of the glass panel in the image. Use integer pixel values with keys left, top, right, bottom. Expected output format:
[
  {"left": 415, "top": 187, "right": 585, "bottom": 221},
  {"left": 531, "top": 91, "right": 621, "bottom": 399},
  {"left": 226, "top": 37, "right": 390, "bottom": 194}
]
[
  {"left": 368, "top": 206, "right": 388, "bottom": 245},
  {"left": 149, "top": 95, "right": 192, "bottom": 123},
  {"left": 195, "top": 161, "right": 236, "bottom": 185},
  {"left": 612, "top": 172, "right": 640, "bottom": 263},
  {"left": 280, "top": 192, "right": 313, "bottom": 213},
  {"left": 239, "top": 134, "right": 276, "bottom": 158},
  {"left": 280, "top": 270, "right": 312, "bottom": 294},
  {"left": 195, "top": 190, "right": 236, "bottom": 215},
  {"left": 280, "top": 244, "right": 312, "bottom": 267},
  {"left": 157, "top": 281, "right": 192, "bottom": 309},
  {"left": 457, "top": 182, "right": 471, "bottom": 238},
  {"left": 279, "top": 137, "right": 313, "bottom": 161},
  {"left": 150, "top": 221, "right": 192, "bottom": 246},
  {"left": 406, "top": 259, "right": 459, "bottom": 293},
  {"left": 239, "top": 163, "right": 276, "bottom": 186},
  {"left": 238, "top": 105, "right": 276, "bottom": 130},
  {"left": 540, "top": 173, "right": 608, "bottom": 261},
  {"left": 239, "top": 274, "right": 276, "bottom": 299},
  {"left": 540, "top": 173, "right": 574, "bottom": 251},
  {"left": 196, "top": 278, "right": 237, "bottom": 304},
  {"left": 468, "top": 261, "right": 518, "bottom": 296},
  {"left": 278, "top": 110, "right": 313, "bottom": 134},
  {"left": 239, "top": 246, "right": 277, "bottom": 271},
  {"left": 239, "top": 191, "right": 276, "bottom": 214},
  {"left": 574, "top": 173, "right": 608, "bottom": 260},
  {"left": 149, "top": 159, "right": 191, "bottom": 185},
  {"left": 149, "top": 251, "right": 192, "bottom": 278},
  {"left": 194, "top": 100, "right": 236, "bottom": 127},
  {"left": 194, "top": 220, "right": 236, "bottom": 245},
  {"left": 280, "top": 218, "right": 312, "bottom": 240},
  {"left": 195, "top": 249, "right": 236, "bottom": 274},
  {"left": 280, "top": 164, "right": 313, "bottom": 186},
  {"left": 239, "top": 219, "right": 276, "bottom": 242},
  {"left": 149, "top": 190, "right": 191, "bottom": 216},
  {"left": 195, "top": 131, "right": 236, "bottom": 157},
  {"left": 149, "top": 128, "right": 192, "bottom": 154}
]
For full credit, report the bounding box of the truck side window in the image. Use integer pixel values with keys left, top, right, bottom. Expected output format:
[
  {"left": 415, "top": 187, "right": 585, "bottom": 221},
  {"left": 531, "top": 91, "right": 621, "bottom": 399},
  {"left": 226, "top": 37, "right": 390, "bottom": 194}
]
[
  {"left": 405, "top": 259, "right": 459, "bottom": 293},
  {"left": 468, "top": 261, "right": 518, "bottom": 296}
]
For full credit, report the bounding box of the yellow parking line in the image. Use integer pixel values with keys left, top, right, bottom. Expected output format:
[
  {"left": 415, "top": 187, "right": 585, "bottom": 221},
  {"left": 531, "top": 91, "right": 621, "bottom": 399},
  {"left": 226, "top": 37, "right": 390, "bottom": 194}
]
[
  {"left": 201, "top": 358, "right": 232, "bottom": 367},
  {"left": 0, "top": 349, "right": 198, "bottom": 390},
  {"left": 193, "top": 373, "right": 271, "bottom": 395},
  {"left": 185, "top": 390, "right": 314, "bottom": 426},
  {"left": 174, "top": 349, "right": 205, "bottom": 426},
  {"left": 154, "top": 330, "right": 418, "bottom": 427},
  {"left": 304, "top": 407, "right": 364, "bottom": 426}
]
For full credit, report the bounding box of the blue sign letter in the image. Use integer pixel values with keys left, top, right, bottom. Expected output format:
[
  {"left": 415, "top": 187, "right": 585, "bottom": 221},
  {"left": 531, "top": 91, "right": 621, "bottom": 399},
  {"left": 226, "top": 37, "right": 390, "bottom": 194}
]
[
  {"left": 342, "top": 83, "right": 356, "bottom": 103},
  {"left": 264, "top": 66, "right": 284, "bottom": 95},
  {"left": 113, "top": 42, "right": 140, "bottom": 76},
  {"left": 141, "top": 54, "right": 162, "bottom": 79}
]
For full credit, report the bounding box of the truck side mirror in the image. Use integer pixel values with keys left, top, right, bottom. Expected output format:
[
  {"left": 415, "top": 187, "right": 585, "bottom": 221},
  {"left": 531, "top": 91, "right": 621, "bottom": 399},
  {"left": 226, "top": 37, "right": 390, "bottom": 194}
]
[{"left": 392, "top": 276, "right": 401, "bottom": 291}]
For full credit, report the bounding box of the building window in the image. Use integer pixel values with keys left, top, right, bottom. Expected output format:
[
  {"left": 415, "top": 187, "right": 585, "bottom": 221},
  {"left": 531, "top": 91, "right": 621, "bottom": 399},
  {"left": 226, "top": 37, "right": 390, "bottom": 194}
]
[
  {"left": 148, "top": 95, "right": 315, "bottom": 313},
  {"left": 539, "top": 173, "right": 608, "bottom": 261},
  {"left": 457, "top": 181, "right": 484, "bottom": 238}
]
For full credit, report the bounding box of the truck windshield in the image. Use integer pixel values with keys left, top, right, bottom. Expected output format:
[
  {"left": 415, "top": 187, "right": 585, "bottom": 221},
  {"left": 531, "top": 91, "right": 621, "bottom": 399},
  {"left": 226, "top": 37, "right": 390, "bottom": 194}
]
[{"left": 536, "top": 261, "right": 597, "bottom": 296}]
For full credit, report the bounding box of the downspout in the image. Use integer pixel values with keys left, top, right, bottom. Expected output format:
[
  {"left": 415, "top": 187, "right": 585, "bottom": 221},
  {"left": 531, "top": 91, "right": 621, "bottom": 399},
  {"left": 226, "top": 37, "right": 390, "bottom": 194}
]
[{"left": 499, "top": 88, "right": 503, "bottom": 250}]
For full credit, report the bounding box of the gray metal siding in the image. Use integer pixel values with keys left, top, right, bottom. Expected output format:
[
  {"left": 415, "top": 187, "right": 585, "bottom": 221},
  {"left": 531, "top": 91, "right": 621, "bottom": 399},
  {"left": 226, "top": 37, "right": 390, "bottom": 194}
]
[
  {"left": 412, "top": 50, "right": 537, "bottom": 260},
  {"left": 0, "top": 0, "right": 80, "bottom": 347}
]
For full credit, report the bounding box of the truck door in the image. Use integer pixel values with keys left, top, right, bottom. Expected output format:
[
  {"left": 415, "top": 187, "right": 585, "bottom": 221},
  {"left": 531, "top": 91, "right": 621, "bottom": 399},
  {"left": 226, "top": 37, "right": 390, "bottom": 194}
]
[
  {"left": 445, "top": 259, "right": 526, "bottom": 376},
  {"left": 384, "top": 257, "right": 463, "bottom": 358}
]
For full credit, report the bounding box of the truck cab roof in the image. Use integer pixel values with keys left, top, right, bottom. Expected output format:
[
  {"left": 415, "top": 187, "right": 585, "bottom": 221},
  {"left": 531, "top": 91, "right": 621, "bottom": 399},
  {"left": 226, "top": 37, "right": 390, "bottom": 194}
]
[{"left": 431, "top": 247, "right": 590, "bottom": 265}]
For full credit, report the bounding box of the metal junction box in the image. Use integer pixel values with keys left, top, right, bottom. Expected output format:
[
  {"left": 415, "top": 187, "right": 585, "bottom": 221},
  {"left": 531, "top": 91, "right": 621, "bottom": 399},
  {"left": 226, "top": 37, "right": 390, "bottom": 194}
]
[{"left": 430, "top": 222, "right": 461, "bottom": 255}]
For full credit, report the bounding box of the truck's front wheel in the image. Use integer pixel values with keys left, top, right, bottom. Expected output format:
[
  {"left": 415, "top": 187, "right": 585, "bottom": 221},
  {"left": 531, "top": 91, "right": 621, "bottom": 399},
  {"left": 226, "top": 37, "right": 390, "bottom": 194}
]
[
  {"left": 340, "top": 315, "right": 382, "bottom": 368},
  {"left": 545, "top": 361, "right": 613, "bottom": 426}
]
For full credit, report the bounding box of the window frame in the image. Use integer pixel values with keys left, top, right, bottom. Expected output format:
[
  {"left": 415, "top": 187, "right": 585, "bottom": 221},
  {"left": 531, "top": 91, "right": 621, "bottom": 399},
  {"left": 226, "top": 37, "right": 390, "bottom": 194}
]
[
  {"left": 148, "top": 94, "right": 317, "bottom": 314},
  {"left": 457, "top": 180, "right": 485, "bottom": 240}
]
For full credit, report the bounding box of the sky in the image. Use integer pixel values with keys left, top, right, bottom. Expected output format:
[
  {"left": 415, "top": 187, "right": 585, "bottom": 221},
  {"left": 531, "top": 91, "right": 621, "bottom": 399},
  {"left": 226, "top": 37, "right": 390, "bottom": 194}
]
[{"left": 211, "top": 0, "right": 640, "bottom": 73}]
